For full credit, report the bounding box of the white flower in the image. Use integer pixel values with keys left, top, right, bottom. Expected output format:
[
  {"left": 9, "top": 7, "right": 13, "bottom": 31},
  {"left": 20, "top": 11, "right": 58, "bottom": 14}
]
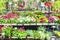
[
  {"left": 20, "top": 20, "right": 23, "bottom": 23},
  {"left": 9, "top": 2, "right": 12, "bottom": 5},
  {"left": 14, "top": 27, "right": 17, "bottom": 29},
  {"left": 2, "top": 32, "right": 5, "bottom": 36},
  {"left": 39, "top": 31, "right": 42, "bottom": 34},
  {"left": 52, "top": 26, "right": 56, "bottom": 28},
  {"left": 15, "top": 4, "right": 17, "bottom": 6}
]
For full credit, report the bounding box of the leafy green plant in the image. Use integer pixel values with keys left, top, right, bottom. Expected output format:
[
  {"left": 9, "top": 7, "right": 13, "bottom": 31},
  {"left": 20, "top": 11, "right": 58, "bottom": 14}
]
[
  {"left": 33, "top": 30, "right": 40, "bottom": 38},
  {"left": 34, "top": 11, "right": 44, "bottom": 15},
  {"left": 0, "top": 10, "right": 7, "bottom": 15},
  {"left": 0, "top": 19, "right": 5, "bottom": 24},
  {"left": 52, "top": 1, "right": 60, "bottom": 11},
  {"left": 18, "top": 30, "right": 27, "bottom": 39},
  {"left": 19, "top": 0, "right": 24, "bottom": 2},
  {"left": 26, "top": 30, "right": 34, "bottom": 37},
  {"left": 46, "top": 32, "right": 52, "bottom": 38},
  {"left": 0, "top": 0, "right": 6, "bottom": 10},
  {"left": 38, "top": 26, "right": 46, "bottom": 32},
  {"left": 26, "top": 30, "right": 40, "bottom": 38},
  {"left": 38, "top": 27, "right": 52, "bottom": 40},
  {"left": 0, "top": 18, "right": 19, "bottom": 24},
  {"left": 2, "top": 26, "right": 12, "bottom": 37},
  {"left": 55, "top": 20, "right": 60, "bottom": 24},
  {"left": 40, "top": 0, "right": 49, "bottom": 2},
  {"left": 12, "top": 29, "right": 19, "bottom": 37},
  {"left": 12, "top": 29, "right": 27, "bottom": 39}
]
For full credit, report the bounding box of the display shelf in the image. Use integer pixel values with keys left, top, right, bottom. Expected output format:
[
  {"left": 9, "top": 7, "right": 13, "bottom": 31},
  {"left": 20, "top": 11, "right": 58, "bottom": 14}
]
[
  {"left": 37, "top": 23, "right": 58, "bottom": 25},
  {"left": 7, "top": 10, "right": 53, "bottom": 13},
  {"left": 0, "top": 0, "right": 60, "bottom": 40},
  {"left": 0, "top": 23, "right": 58, "bottom": 26},
  {"left": 11, "top": 37, "right": 35, "bottom": 39},
  {"left": 0, "top": 36, "right": 39, "bottom": 39},
  {"left": 0, "top": 36, "right": 57, "bottom": 39},
  {"left": 11, "top": 37, "right": 18, "bottom": 39}
]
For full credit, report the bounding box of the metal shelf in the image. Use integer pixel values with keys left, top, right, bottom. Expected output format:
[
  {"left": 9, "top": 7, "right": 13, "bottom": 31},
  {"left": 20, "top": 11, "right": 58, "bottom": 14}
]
[{"left": 0, "top": 23, "right": 58, "bottom": 26}]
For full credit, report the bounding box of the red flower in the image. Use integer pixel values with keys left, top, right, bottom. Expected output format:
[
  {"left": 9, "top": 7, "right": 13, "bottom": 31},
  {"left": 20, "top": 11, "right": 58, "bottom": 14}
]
[
  {"left": 11, "top": 12, "right": 16, "bottom": 18},
  {"left": 19, "top": 2, "right": 25, "bottom": 7},
  {"left": 40, "top": 18, "right": 45, "bottom": 22},
  {"left": 57, "top": 16, "right": 60, "bottom": 19},
  {"left": 0, "top": 25, "right": 3, "bottom": 28},
  {"left": 44, "top": 2, "right": 52, "bottom": 7},
  {"left": 19, "top": 2, "right": 23, "bottom": 7},
  {"left": 0, "top": 25, "right": 3, "bottom": 33},
  {"left": 4, "top": 13, "right": 11, "bottom": 19},
  {"left": 4, "top": 16, "right": 7, "bottom": 19},
  {"left": 12, "top": 12, "right": 15, "bottom": 14}
]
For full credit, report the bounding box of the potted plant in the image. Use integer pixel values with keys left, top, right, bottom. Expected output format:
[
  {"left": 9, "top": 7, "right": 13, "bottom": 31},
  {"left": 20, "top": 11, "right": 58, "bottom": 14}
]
[{"left": 2, "top": 26, "right": 12, "bottom": 38}]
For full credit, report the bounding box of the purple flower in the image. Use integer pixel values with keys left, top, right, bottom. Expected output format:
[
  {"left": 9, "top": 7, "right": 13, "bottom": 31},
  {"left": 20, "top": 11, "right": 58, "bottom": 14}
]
[
  {"left": 20, "top": 27, "right": 25, "bottom": 31},
  {"left": 48, "top": 17, "right": 55, "bottom": 23},
  {"left": 45, "top": 14, "right": 49, "bottom": 18}
]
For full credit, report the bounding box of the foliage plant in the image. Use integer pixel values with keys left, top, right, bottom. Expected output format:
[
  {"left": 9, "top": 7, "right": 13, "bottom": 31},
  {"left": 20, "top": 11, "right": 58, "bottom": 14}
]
[
  {"left": 0, "top": 0, "right": 6, "bottom": 10},
  {"left": 52, "top": 1, "right": 60, "bottom": 11},
  {"left": 12, "top": 28, "right": 27, "bottom": 39},
  {"left": 2, "top": 26, "right": 12, "bottom": 37}
]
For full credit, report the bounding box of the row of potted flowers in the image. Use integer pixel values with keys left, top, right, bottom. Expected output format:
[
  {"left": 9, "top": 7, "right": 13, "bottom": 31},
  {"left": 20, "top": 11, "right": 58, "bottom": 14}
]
[
  {"left": 0, "top": 11, "right": 60, "bottom": 24},
  {"left": 0, "top": 26, "right": 52, "bottom": 40}
]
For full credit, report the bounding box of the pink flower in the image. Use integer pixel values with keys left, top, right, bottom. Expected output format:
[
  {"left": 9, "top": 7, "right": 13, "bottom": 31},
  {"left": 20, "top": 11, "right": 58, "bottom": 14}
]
[
  {"left": 48, "top": 17, "right": 55, "bottom": 23},
  {"left": 45, "top": 14, "right": 49, "bottom": 18},
  {"left": 13, "top": 0, "right": 18, "bottom": 2},
  {"left": 11, "top": 12, "right": 15, "bottom": 18},
  {"left": 4, "top": 11, "right": 11, "bottom": 19},
  {"left": 20, "top": 27, "right": 25, "bottom": 31}
]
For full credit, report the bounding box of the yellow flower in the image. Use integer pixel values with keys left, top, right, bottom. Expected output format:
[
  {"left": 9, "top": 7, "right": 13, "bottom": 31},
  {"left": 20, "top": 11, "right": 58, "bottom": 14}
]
[
  {"left": 40, "top": 15, "right": 48, "bottom": 22},
  {"left": 54, "top": 31, "right": 60, "bottom": 37}
]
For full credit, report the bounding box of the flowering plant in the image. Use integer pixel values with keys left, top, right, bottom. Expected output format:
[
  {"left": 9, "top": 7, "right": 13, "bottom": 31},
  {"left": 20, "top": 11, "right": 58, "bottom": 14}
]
[
  {"left": 39, "top": 15, "right": 48, "bottom": 23},
  {"left": 48, "top": 17, "right": 55, "bottom": 23}
]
